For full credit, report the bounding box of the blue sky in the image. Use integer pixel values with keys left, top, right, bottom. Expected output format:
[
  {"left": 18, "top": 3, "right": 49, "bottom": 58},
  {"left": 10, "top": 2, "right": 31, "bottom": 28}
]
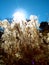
[{"left": 0, "top": 0, "right": 49, "bottom": 22}]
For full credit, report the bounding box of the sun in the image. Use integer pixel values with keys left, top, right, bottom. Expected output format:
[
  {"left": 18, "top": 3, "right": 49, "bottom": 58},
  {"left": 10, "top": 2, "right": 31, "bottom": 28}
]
[{"left": 13, "top": 9, "right": 27, "bottom": 21}]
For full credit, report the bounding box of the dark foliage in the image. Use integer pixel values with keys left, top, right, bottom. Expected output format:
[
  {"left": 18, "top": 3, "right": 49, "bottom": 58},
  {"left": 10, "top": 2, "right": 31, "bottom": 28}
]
[
  {"left": 0, "top": 31, "right": 3, "bottom": 39},
  {"left": 39, "top": 22, "right": 49, "bottom": 30}
]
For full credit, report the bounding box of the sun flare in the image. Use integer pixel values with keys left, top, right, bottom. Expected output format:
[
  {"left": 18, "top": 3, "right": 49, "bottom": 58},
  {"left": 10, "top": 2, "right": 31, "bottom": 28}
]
[{"left": 13, "top": 10, "right": 27, "bottom": 21}]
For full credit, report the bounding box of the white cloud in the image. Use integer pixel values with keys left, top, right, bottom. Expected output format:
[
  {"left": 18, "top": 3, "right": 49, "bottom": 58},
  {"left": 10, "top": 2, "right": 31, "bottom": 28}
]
[{"left": 30, "top": 15, "right": 38, "bottom": 21}]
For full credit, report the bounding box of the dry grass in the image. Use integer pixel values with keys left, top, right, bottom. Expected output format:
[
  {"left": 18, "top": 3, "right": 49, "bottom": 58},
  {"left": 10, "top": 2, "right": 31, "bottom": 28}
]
[{"left": 0, "top": 18, "right": 49, "bottom": 65}]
